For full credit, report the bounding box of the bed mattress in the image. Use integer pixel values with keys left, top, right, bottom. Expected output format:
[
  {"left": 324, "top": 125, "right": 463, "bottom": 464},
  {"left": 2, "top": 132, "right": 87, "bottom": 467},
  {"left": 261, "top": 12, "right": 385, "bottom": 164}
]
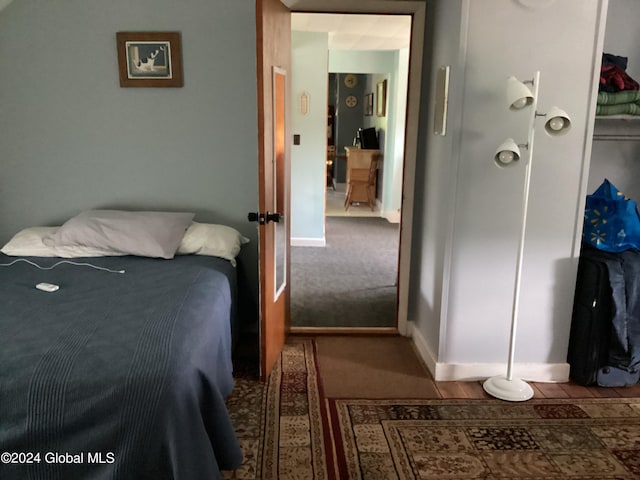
[{"left": 0, "top": 253, "right": 242, "bottom": 479}]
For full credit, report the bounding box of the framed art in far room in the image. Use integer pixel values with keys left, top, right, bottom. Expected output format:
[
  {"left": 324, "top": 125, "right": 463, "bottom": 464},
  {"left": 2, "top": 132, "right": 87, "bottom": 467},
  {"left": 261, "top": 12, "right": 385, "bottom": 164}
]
[
  {"left": 364, "top": 92, "right": 374, "bottom": 116},
  {"left": 116, "top": 31, "right": 183, "bottom": 88},
  {"left": 376, "top": 79, "right": 387, "bottom": 117}
]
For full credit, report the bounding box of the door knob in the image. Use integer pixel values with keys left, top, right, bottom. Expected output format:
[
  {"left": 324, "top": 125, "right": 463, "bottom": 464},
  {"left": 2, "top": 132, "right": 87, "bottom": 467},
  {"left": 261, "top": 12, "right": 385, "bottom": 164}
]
[
  {"left": 247, "top": 212, "right": 264, "bottom": 224},
  {"left": 248, "top": 212, "right": 281, "bottom": 224},
  {"left": 266, "top": 212, "right": 281, "bottom": 223}
]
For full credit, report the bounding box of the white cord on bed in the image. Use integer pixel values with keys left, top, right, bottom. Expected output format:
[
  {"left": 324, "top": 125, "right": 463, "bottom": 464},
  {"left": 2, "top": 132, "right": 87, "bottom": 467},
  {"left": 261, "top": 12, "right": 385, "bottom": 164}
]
[{"left": 0, "top": 258, "right": 125, "bottom": 274}]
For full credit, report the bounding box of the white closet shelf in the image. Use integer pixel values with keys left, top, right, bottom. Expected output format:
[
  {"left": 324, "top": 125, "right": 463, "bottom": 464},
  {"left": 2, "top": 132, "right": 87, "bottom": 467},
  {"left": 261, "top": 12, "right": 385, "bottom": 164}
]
[{"left": 593, "top": 115, "right": 640, "bottom": 141}]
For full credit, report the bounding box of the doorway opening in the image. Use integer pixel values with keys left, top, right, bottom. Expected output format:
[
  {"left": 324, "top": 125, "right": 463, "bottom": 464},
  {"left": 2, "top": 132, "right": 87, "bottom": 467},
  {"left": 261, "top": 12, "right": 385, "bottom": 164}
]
[{"left": 289, "top": 13, "right": 411, "bottom": 332}]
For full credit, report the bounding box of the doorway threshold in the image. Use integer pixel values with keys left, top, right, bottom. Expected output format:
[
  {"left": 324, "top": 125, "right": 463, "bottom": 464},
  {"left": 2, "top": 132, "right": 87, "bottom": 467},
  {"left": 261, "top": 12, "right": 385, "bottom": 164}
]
[{"left": 290, "top": 326, "right": 398, "bottom": 335}]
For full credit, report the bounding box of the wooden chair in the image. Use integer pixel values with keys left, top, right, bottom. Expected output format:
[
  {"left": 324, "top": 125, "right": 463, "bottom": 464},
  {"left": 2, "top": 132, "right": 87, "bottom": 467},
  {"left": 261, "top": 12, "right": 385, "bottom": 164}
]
[{"left": 344, "top": 157, "right": 378, "bottom": 211}]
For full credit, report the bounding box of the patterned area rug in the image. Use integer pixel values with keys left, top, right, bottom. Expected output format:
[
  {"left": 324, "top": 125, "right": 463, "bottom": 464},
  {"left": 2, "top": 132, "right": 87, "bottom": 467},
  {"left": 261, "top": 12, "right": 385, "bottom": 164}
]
[
  {"left": 224, "top": 340, "right": 640, "bottom": 479},
  {"left": 328, "top": 398, "right": 640, "bottom": 479},
  {"left": 223, "top": 340, "right": 331, "bottom": 479}
]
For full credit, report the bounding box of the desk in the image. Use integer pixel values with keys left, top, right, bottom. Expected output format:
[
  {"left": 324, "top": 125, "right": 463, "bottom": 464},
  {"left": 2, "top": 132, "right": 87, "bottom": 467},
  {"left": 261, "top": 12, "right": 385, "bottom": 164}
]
[
  {"left": 344, "top": 147, "right": 380, "bottom": 207},
  {"left": 345, "top": 147, "right": 380, "bottom": 181}
]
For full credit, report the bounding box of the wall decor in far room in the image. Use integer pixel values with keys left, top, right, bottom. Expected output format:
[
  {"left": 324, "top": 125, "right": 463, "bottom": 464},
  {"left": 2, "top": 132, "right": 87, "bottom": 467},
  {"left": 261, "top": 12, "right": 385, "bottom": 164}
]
[
  {"left": 365, "top": 93, "right": 374, "bottom": 116},
  {"left": 376, "top": 79, "right": 387, "bottom": 117},
  {"left": 116, "top": 31, "right": 183, "bottom": 88}
]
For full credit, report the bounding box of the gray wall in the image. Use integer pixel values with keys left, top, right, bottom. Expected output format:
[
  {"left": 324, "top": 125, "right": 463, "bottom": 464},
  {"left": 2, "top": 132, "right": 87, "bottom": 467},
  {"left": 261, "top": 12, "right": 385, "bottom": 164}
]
[
  {"left": 290, "top": 31, "right": 328, "bottom": 242},
  {"left": 409, "top": 0, "right": 465, "bottom": 366},
  {"left": 335, "top": 73, "right": 366, "bottom": 170},
  {"left": 409, "top": 0, "right": 606, "bottom": 380},
  {"left": 0, "top": 0, "right": 260, "bottom": 320}
]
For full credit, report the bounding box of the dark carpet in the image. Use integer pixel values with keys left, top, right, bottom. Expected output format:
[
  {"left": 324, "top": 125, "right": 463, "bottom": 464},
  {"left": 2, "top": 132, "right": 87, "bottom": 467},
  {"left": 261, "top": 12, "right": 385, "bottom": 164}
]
[{"left": 291, "top": 217, "right": 399, "bottom": 328}]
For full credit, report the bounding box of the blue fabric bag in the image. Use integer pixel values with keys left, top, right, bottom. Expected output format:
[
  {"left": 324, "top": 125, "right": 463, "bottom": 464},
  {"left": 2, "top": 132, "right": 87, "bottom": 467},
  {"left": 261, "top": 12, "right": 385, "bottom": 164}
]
[{"left": 583, "top": 179, "right": 640, "bottom": 252}]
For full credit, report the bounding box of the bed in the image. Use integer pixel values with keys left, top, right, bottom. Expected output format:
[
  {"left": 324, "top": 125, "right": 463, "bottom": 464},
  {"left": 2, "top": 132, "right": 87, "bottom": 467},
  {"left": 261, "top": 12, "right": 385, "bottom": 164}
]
[{"left": 0, "top": 210, "right": 248, "bottom": 479}]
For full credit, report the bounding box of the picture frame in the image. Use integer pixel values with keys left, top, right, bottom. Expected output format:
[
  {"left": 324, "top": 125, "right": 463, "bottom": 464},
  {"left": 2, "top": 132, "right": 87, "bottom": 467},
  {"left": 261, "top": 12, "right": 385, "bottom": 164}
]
[
  {"left": 376, "top": 79, "right": 387, "bottom": 117},
  {"left": 116, "top": 31, "right": 183, "bottom": 88},
  {"left": 364, "top": 93, "right": 374, "bottom": 116}
]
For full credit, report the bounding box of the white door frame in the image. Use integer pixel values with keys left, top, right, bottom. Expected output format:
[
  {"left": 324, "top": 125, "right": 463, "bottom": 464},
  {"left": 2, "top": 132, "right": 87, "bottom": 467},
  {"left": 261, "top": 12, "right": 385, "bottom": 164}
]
[{"left": 284, "top": 0, "right": 426, "bottom": 335}]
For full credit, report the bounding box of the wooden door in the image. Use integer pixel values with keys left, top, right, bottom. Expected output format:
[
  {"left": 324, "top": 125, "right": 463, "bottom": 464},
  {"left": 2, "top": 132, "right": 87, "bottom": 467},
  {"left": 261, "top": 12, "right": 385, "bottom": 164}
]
[{"left": 256, "top": 0, "right": 291, "bottom": 379}]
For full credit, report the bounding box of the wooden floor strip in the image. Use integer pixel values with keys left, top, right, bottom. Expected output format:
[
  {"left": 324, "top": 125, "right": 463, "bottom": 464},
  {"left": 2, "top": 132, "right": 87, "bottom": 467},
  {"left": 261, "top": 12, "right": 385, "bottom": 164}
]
[
  {"left": 461, "top": 381, "right": 491, "bottom": 399},
  {"left": 533, "top": 382, "right": 570, "bottom": 398},
  {"left": 298, "top": 335, "right": 640, "bottom": 400},
  {"left": 432, "top": 380, "right": 634, "bottom": 400},
  {"left": 434, "top": 382, "right": 470, "bottom": 399},
  {"left": 613, "top": 383, "right": 640, "bottom": 397}
]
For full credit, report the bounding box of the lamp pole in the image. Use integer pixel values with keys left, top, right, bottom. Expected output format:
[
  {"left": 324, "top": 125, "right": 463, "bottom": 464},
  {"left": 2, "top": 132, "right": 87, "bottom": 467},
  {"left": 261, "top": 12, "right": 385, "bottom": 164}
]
[{"left": 483, "top": 71, "right": 540, "bottom": 402}]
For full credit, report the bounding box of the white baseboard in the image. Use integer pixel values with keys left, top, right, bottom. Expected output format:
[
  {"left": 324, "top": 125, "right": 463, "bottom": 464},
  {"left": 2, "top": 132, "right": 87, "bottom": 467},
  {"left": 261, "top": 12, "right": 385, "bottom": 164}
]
[
  {"left": 433, "top": 362, "right": 570, "bottom": 383},
  {"left": 409, "top": 323, "right": 438, "bottom": 377},
  {"left": 383, "top": 208, "right": 401, "bottom": 224},
  {"left": 290, "top": 237, "right": 326, "bottom": 247},
  {"left": 410, "top": 325, "right": 570, "bottom": 383}
]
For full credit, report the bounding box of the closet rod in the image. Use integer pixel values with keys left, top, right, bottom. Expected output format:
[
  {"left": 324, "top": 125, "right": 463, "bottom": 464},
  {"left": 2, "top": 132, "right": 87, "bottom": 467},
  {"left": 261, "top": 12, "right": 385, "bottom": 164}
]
[
  {"left": 593, "top": 134, "right": 640, "bottom": 141},
  {"left": 593, "top": 116, "right": 640, "bottom": 141}
]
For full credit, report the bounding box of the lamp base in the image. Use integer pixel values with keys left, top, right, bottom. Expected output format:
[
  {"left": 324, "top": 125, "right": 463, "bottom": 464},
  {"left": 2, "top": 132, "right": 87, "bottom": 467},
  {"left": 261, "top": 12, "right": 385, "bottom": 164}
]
[{"left": 483, "top": 375, "right": 534, "bottom": 402}]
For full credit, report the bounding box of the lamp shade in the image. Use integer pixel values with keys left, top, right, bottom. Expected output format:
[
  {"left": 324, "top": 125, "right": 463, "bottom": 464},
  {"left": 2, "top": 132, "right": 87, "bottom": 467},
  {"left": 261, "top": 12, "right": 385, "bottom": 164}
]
[
  {"left": 544, "top": 106, "right": 571, "bottom": 135},
  {"left": 507, "top": 76, "right": 534, "bottom": 110},
  {"left": 494, "top": 138, "right": 521, "bottom": 167}
]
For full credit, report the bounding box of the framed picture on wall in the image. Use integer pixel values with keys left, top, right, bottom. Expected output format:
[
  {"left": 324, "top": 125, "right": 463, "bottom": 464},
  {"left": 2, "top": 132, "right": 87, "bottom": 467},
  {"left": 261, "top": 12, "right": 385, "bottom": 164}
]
[
  {"left": 365, "top": 93, "right": 374, "bottom": 116},
  {"left": 116, "top": 31, "right": 183, "bottom": 87},
  {"left": 376, "top": 79, "right": 387, "bottom": 117}
]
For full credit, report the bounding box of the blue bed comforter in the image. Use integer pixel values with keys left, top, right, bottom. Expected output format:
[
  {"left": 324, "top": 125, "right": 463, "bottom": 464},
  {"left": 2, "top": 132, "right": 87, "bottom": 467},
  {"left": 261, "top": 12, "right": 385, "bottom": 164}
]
[{"left": 0, "top": 254, "right": 242, "bottom": 479}]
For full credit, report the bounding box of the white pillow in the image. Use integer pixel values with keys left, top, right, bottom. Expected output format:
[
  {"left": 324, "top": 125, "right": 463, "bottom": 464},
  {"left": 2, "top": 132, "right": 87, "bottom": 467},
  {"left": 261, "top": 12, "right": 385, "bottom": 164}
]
[
  {"left": 1, "top": 227, "right": 59, "bottom": 257},
  {"left": 1, "top": 226, "right": 124, "bottom": 258},
  {"left": 54, "top": 243, "right": 127, "bottom": 258},
  {"left": 46, "top": 210, "right": 195, "bottom": 259},
  {"left": 177, "top": 222, "right": 249, "bottom": 266}
]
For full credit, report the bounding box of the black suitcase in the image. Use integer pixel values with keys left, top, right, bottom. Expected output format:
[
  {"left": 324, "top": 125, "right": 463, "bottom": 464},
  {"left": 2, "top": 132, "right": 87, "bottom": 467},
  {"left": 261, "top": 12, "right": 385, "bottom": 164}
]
[{"left": 567, "top": 248, "right": 613, "bottom": 386}]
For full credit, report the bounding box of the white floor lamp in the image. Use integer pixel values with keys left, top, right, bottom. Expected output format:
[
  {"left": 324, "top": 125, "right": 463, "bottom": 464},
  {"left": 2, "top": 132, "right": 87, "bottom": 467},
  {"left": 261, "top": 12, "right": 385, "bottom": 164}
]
[{"left": 483, "top": 71, "right": 571, "bottom": 402}]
